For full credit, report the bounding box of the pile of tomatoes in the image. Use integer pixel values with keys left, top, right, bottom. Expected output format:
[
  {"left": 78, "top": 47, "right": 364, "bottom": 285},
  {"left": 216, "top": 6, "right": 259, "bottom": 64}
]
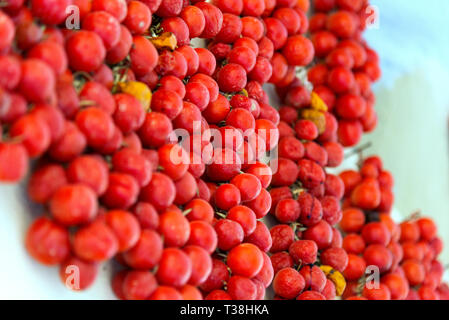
[{"left": 0, "top": 0, "right": 447, "bottom": 300}]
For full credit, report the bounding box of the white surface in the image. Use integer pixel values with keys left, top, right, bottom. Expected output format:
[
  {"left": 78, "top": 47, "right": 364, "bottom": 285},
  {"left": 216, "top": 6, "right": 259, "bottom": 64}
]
[{"left": 1, "top": 0, "right": 449, "bottom": 299}]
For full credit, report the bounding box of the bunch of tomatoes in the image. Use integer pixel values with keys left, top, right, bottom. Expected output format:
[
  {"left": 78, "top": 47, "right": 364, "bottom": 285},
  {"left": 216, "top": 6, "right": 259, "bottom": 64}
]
[
  {"left": 0, "top": 0, "right": 447, "bottom": 300},
  {"left": 339, "top": 156, "right": 449, "bottom": 300},
  {"left": 306, "top": 0, "right": 381, "bottom": 147}
]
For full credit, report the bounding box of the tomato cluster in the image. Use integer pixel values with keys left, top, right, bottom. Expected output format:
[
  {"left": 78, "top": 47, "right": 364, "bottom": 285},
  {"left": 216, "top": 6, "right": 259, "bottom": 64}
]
[
  {"left": 301, "top": 0, "right": 381, "bottom": 147},
  {"left": 0, "top": 0, "right": 448, "bottom": 301},
  {"left": 339, "top": 156, "right": 449, "bottom": 300}
]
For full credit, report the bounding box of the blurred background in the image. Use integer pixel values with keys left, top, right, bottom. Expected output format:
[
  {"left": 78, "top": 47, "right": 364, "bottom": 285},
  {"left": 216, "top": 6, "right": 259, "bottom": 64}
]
[
  {"left": 363, "top": 0, "right": 449, "bottom": 266},
  {"left": 0, "top": 0, "right": 448, "bottom": 298}
]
